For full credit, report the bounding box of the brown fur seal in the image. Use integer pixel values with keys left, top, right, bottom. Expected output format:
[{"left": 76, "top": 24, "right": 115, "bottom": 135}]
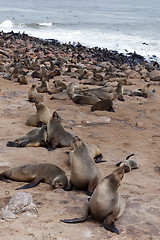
[
  {"left": 7, "top": 125, "right": 47, "bottom": 148},
  {"left": 67, "top": 136, "right": 104, "bottom": 195},
  {"left": 14, "top": 127, "right": 41, "bottom": 143},
  {"left": 28, "top": 84, "right": 44, "bottom": 102},
  {"left": 61, "top": 166, "right": 125, "bottom": 234},
  {"left": 69, "top": 141, "right": 105, "bottom": 163},
  {"left": 116, "top": 153, "right": 138, "bottom": 172},
  {"left": 116, "top": 82, "right": 125, "bottom": 101},
  {"left": 67, "top": 83, "right": 99, "bottom": 105},
  {"left": 36, "top": 80, "right": 48, "bottom": 93},
  {"left": 0, "top": 163, "right": 68, "bottom": 190},
  {"left": 140, "top": 83, "right": 153, "bottom": 98},
  {"left": 26, "top": 102, "right": 50, "bottom": 127},
  {"left": 47, "top": 111, "right": 73, "bottom": 149},
  {"left": 91, "top": 98, "right": 115, "bottom": 112},
  {"left": 18, "top": 75, "right": 28, "bottom": 85}
]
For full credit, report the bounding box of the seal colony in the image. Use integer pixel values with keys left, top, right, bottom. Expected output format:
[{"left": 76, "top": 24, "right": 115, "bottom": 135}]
[{"left": 0, "top": 31, "right": 159, "bottom": 238}]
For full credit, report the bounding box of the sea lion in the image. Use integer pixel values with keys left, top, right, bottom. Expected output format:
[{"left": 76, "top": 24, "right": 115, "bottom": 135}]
[
  {"left": 7, "top": 125, "right": 47, "bottom": 147},
  {"left": 28, "top": 84, "right": 44, "bottom": 102},
  {"left": 36, "top": 80, "right": 48, "bottom": 93},
  {"left": 67, "top": 136, "right": 104, "bottom": 195},
  {"left": 91, "top": 98, "right": 115, "bottom": 112},
  {"left": 61, "top": 166, "right": 125, "bottom": 234},
  {"left": 116, "top": 82, "right": 125, "bottom": 101},
  {"left": 116, "top": 153, "right": 138, "bottom": 172},
  {"left": 26, "top": 102, "right": 50, "bottom": 127},
  {"left": 67, "top": 83, "right": 99, "bottom": 105},
  {"left": 47, "top": 111, "right": 73, "bottom": 148},
  {"left": 0, "top": 163, "right": 68, "bottom": 190}
]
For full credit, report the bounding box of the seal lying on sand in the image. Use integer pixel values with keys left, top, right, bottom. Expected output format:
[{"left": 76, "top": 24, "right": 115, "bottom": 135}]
[
  {"left": 61, "top": 166, "right": 125, "bottom": 234},
  {"left": 47, "top": 111, "right": 73, "bottom": 149},
  {"left": 66, "top": 136, "right": 104, "bottom": 195},
  {"left": 116, "top": 153, "right": 138, "bottom": 172},
  {"left": 7, "top": 125, "right": 47, "bottom": 148},
  {"left": 91, "top": 98, "right": 115, "bottom": 112},
  {"left": 0, "top": 163, "right": 68, "bottom": 190},
  {"left": 67, "top": 83, "right": 99, "bottom": 105}
]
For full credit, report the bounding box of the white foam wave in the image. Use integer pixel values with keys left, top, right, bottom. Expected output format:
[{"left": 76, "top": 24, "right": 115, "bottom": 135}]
[
  {"left": 0, "top": 20, "right": 13, "bottom": 28},
  {"left": 39, "top": 22, "right": 52, "bottom": 27}
]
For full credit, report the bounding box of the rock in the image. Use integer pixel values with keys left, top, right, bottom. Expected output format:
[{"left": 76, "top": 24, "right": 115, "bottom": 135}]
[
  {"left": 150, "top": 70, "right": 160, "bottom": 81},
  {"left": 1, "top": 192, "right": 38, "bottom": 219}
]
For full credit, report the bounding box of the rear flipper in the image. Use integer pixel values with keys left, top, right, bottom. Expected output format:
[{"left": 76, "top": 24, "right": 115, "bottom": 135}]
[
  {"left": 126, "top": 153, "right": 134, "bottom": 160},
  {"left": 60, "top": 206, "right": 90, "bottom": 223},
  {"left": 15, "top": 177, "right": 42, "bottom": 190},
  {"left": 0, "top": 175, "right": 10, "bottom": 183},
  {"left": 103, "top": 217, "right": 119, "bottom": 234},
  {"left": 94, "top": 154, "right": 106, "bottom": 163},
  {"left": 6, "top": 141, "right": 19, "bottom": 147}
]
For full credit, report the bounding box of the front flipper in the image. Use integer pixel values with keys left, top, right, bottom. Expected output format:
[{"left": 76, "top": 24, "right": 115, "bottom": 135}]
[
  {"left": 94, "top": 154, "right": 106, "bottom": 163},
  {"left": 19, "top": 140, "right": 31, "bottom": 147},
  {"left": 63, "top": 179, "right": 73, "bottom": 191},
  {"left": 60, "top": 206, "right": 90, "bottom": 223},
  {"left": 103, "top": 214, "right": 119, "bottom": 234},
  {"left": 126, "top": 153, "right": 134, "bottom": 160},
  {"left": 116, "top": 161, "right": 122, "bottom": 167},
  {"left": 15, "top": 177, "right": 42, "bottom": 190},
  {"left": 6, "top": 141, "right": 19, "bottom": 147}
]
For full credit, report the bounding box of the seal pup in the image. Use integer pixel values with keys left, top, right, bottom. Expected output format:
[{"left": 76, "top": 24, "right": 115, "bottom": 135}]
[
  {"left": 60, "top": 166, "right": 125, "bottom": 234},
  {"left": 116, "top": 82, "right": 125, "bottom": 101},
  {"left": 66, "top": 136, "right": 104, "bottom": 195},
  {"left": 26, "top": 102, "right": 50, "bottom": 127},
  {"left": 28, "top": 84, "right": 44, "bottom": 102},
  {"left": 0, "top": 163, "right": 68, "bottom": 190},
  {"left": 91, "top": 98, "right": 115, "bottom": 112},
  {"left": 47, "top": 111, "right": 73, "bottom": 149},
  {"left": 14, "top": 127, "right": 41, "bottom": 143},
  {"left": 67, "top": 83, "right": 99, "bottom": 105},
  {"left": 116, "top": 154, "right": 138, "bottom": 173},
  {"left": 7, "top": 125, "right": 47, "bottom": 148}
]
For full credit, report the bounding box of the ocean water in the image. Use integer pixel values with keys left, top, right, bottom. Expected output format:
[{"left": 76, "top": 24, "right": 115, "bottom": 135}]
[{"left": 0, "top": 0, "right": 160, "bottom": 62}]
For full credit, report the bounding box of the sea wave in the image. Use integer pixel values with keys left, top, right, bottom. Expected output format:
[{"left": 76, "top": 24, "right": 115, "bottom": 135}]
[{"left": 0, "top": 20, "right": 159, "bottom": 62}]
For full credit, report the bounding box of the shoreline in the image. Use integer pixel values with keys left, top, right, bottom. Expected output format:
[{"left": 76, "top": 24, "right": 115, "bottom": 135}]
[{"left": 1, "top": 30, "right": 159, "bottom": 66}]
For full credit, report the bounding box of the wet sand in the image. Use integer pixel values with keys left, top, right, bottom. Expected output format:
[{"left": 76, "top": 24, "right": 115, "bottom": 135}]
[{"left": 0, "top": 32, "right": 160, "bottom": 240}]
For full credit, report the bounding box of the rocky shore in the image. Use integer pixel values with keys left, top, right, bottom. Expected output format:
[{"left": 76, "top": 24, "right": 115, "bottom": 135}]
[{"left": 0, "top": 31, "right": 160, "bottom": 240}]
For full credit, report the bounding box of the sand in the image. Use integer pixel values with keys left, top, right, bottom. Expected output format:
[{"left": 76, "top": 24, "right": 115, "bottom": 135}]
[{"left": 0, "top": 33, "right": 160, "bottom": 240}]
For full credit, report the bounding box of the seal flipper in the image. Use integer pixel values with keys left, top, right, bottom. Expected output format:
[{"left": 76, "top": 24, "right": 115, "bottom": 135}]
[
  {"left": 6, "top": 141, "right": 19, "bottom": 147},
  {"left": 116, "top": 161, "right": 122, "bottom": 167},
  {"left": 94, "top": 154, "right": 106, "bottom": 163},
  {"left": 19, "top": 140, "right": 31, "bottom": 147},
  {"left": 15, "top": 176, "right": 42, "bottom": 190},
  {"left": 60, "top": 207, "right": 90, "bottom": 223},
  {"left": 126, "top": 153, "right": 134, "bottom": 160},
  {"left": 103, "top": 213, "right": 119, "bottom": 234}
]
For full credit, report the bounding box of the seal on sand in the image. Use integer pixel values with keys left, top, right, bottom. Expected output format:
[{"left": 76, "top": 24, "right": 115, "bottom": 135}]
[
  {"left": 28, "top": 84, "right": 44, "bottom": 102},
  {"left": 0, "top": 163, "right": 68, "bottom": 190},
  {"left": 66, "top": 136, "right": 104, "bottom": 195},
  {"left": 26, "top": 102, "right": 50, "bottom": 127},
  {"left": 67, "top": 83, "right": 99, "bottom": 105},
  {"left": 116, "top": 153, "right": 138, "bottom": 172},
  {"left": 91, "top": 98, "right": 115, "bottom": 112},
  {"left": 60, "top": 166, "right": 125, "bottom": 234},
  {"left": 47, "top": 111, "right": 73, "bottom": 149},
  {"left": 116, "top": 82, "right": 125, "bottom": 101},
  {"left": 7, "top": 125, "right": 47, "bottom": 148}
]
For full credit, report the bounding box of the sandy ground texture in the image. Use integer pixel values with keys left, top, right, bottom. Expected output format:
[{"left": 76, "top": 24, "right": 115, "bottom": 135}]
[{"left": 0, "top": 72, "right": 160, "bottom": 240}]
